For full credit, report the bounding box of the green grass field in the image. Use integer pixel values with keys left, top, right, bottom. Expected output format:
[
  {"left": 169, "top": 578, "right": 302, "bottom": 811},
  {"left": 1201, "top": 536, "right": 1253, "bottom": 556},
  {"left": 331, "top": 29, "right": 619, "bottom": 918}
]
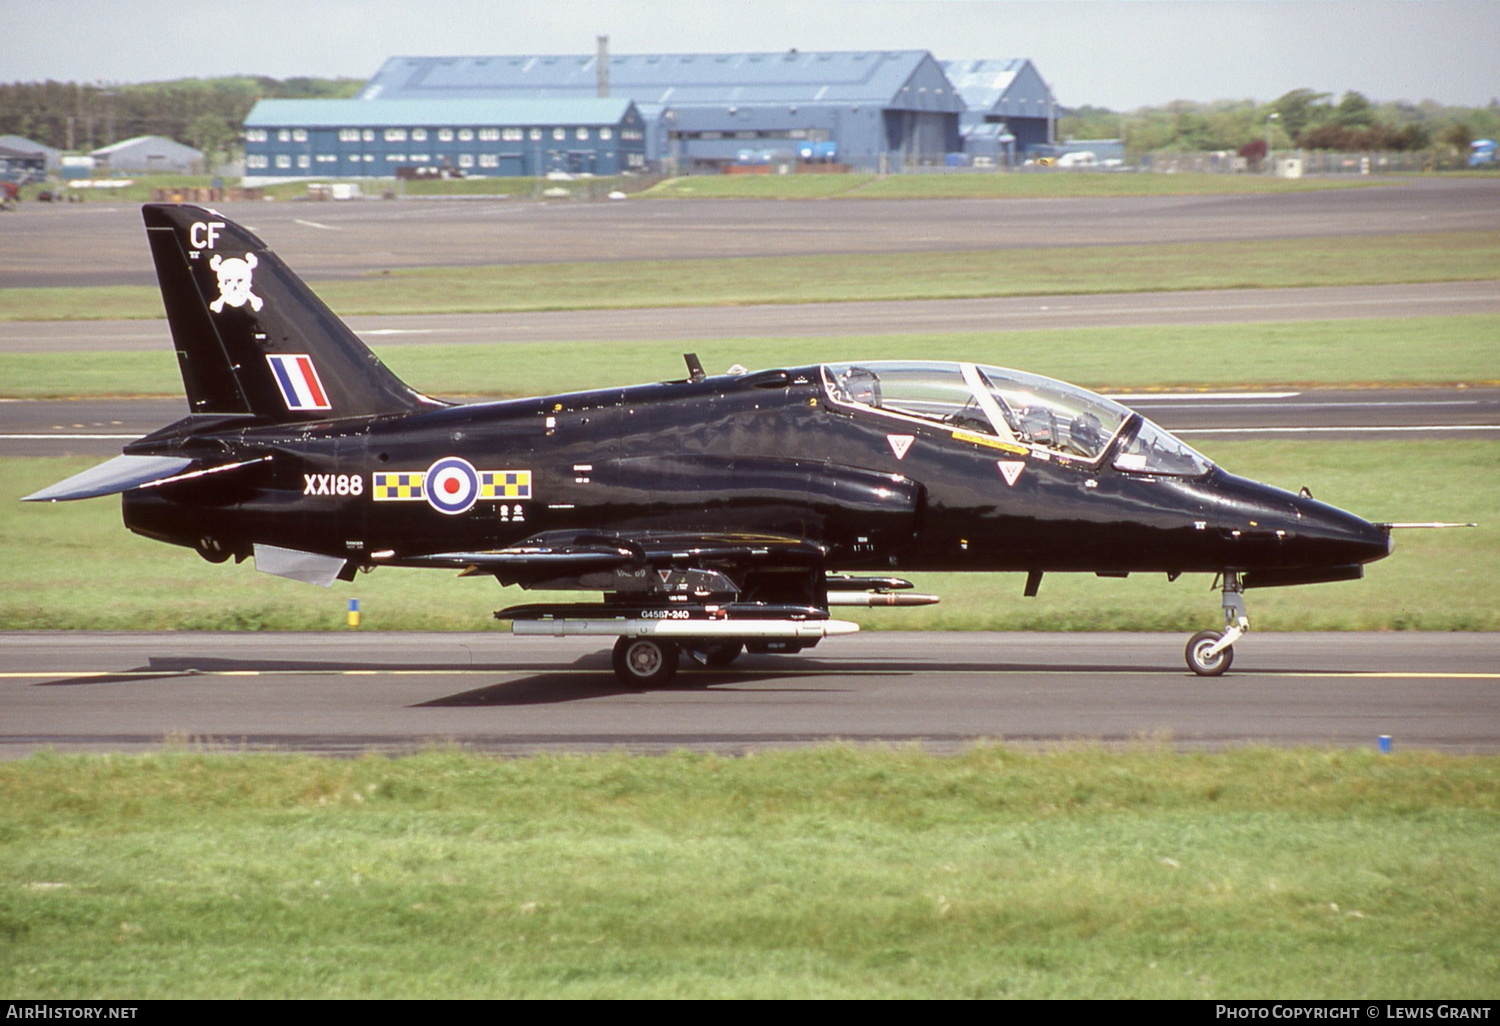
[
  {"left": 4, "top": 440, "right": 1494, "bottom": 632},
  {"left": 1, "top": 746, "right": 1494, "bottom": 998},
  {"left": 4, "top": 230, "right": 1496, "bottom": 322},
  {"left": 2, "top": 316, "right": 1496, "bottom": 400}
]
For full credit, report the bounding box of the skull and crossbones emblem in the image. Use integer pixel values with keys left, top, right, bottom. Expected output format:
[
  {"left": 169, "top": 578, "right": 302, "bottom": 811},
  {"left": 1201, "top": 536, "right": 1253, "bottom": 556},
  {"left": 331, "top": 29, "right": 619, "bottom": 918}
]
[{"left": 208, "top": 253, "right": 264, "bottom": 313}]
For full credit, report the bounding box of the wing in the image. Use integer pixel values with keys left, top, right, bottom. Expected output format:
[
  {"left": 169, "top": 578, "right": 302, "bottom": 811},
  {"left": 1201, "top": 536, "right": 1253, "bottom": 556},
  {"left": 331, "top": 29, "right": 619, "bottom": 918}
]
[{"left": 384, "top": 529, "right": 826, "bottom": 586}]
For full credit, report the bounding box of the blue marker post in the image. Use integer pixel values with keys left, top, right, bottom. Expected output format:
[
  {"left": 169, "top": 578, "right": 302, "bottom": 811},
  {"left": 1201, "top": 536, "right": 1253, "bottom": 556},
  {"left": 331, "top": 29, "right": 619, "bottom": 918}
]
[
  {"left": 347, "top": 598, "right": 361, "bottom": 629},
  {"left": 1378, "top": 735, "right": 1392, "bottom": 754}
]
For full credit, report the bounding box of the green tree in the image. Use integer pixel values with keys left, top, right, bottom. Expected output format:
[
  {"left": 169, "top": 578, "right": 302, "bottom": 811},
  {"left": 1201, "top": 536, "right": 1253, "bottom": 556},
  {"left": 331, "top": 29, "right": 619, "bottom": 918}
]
[
  {"left": 1270, "top": 88, "right": 1332, "bottom": 141},
  {"left": 1335, "top": 91, "right": 1375, "bottom": 128},
  {"left": 1440, "top": 121, "right": 1474, "bottom": 152},
  {"left": 184, "top": 112, "right": 235, "bottom": 170}
]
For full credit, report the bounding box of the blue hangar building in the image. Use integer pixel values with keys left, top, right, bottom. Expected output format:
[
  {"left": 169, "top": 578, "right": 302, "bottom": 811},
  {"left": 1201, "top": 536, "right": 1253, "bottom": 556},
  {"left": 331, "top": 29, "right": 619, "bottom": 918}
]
[
  {"left": 241, "top": 97, "right": 647, "bottom": 183},
  {"left": 941, "top": 59, "right": 1056, "bottom": 164},
  {"left": 355, "top": 50, "right": 966, "bottom": 171}
]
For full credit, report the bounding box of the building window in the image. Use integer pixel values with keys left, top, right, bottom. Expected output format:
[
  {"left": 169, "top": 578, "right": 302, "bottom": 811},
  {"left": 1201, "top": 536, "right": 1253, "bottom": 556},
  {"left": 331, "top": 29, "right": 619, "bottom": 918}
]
[
  {"left": 316, "top": 153, "right": 337, "bottom": 163},
  {"left": 363, "top": 129, "right": 374, "bottom": 142},
  {"left": 458, "top": 154, "right": 474, "bottom": 168},
  {"left": 458, "top": 128, "right": 474, "bottom": 141},
  {"left": 297, "top": 154, "right": 310, "bottom": 168},
  {"left": 479, "top": 154, "right": 499, "bottom": 167},
  {"left": 277, "top": 129, "right": 290, "bottom": 142},
  {"left": 292, "top": 129, "right": 308, "bottom": 142},
  {"left": 339, "top": 128, "right": 360, "bottom": 142},
  {"left": 245, "top": 154, "right": 268, "bottom": 168},
  {"left": 244, "top": 129, "right": 267, "bottom": 143},
  {"left": 553, "top": 127, "right": 566, "bottom": 141},
  {"left": 384, "top": 128, "right": 407, "bottom": 142},
  {"left": 275, "top": 155, "right": 291, "bottom": 168},
  {"left": 576, "top": 127, "right": 589, "bottom": 141},
  {"left": 479, "top": 128, "right": 500, "bottom": 141},
  {"left": 530, "top": 128, "right": 542, "bottom": 141},
  {"left": 409, "top": 153, "right": 429, "bottom": 163},
  {"left": 411, "top": 128, "right": 427, "bottom": 141},
  {"left": 502, "top": 127, "right": 523, "bottom": 141},
  {"left": 438, "top": 129, "right": 453, "bottom": 142},
  {"left": 599, "top": 127, "right": 613, "bottom": 140},
  {"left": 386, "top": 153, "right": 405, "bottom": 162}
]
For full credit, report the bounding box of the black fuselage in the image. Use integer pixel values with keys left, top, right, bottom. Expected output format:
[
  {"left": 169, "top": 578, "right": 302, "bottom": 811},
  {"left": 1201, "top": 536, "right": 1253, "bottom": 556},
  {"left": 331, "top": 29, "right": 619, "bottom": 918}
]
[{"left": 123, "top": 365, "right": 1391, "bottom": 582}]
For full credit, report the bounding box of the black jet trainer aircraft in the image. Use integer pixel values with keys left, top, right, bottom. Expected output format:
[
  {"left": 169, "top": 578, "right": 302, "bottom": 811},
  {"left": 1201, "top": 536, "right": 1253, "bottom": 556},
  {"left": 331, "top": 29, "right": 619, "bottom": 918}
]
[{"left": 27, "top": 203, "right": 1399, "bottom": 684}]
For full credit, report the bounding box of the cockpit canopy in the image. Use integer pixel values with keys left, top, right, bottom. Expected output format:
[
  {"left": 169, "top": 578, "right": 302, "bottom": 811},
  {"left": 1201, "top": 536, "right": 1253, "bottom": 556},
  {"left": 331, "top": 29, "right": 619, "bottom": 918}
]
[{"left": 821, "top": 361, "right": 1213, "bottom": 477}]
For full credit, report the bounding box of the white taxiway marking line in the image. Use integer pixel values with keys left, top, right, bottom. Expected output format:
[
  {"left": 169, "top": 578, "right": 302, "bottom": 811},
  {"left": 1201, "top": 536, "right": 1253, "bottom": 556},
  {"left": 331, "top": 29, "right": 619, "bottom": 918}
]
[
  {"left": 293, "top": 219, "right": 338, "bottom": 230},
  {"left": 1178, "top": 425, "right": 1500, "bottom": 434},
  {"left": 1041, "top": 292, "right": 1500, "bottom": 318},
  {"left": 1139, "top": 400, "right": 1485, "bottom": 411},
  {"left": 3, "top": 669, "right": 1497, "bottom": 680},
  {"left": 1108, "top": 392, "right": 1302, "bottom": 401},
  {"left": 0, "top": 434, "right": 139, "bottom": 440}
]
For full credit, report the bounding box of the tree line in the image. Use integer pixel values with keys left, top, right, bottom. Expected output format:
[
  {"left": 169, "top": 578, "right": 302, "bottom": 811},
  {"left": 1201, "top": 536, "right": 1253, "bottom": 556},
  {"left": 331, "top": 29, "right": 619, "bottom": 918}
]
[
  {"left": 1060, "top": 89, "right": 1499, "bottom": 158},
  {"left": 0, "top": 77, "right": 362, "bottom": 162}
]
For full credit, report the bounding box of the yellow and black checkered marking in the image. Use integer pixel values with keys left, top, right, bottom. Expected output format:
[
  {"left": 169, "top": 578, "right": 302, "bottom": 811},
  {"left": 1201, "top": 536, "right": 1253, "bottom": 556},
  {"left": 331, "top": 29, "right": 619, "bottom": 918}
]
[
  {"left": 372, "top": 472, "right": 426, "bottom": 501},
  {"left": 481, "top": 470, "right": 532, "bottom": 499},
  {"left": 373, "top": 469, "right": 532, "bottom": 502}
]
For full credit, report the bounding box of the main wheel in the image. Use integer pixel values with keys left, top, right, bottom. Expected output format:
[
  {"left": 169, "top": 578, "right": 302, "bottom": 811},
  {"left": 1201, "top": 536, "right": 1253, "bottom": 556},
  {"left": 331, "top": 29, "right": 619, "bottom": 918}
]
[
  {"left": 1185, "top": 629, "right": 1233, "bottom": 677},
  {"left": 612, "top": 636, "right": 680, "bottom": 686}
]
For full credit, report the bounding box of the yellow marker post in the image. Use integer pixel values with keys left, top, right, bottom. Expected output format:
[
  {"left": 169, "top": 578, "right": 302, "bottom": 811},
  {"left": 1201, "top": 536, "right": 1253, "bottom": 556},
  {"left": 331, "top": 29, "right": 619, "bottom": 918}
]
[{"left": 347, "top": 598, "right": 361, "bottom": 628}]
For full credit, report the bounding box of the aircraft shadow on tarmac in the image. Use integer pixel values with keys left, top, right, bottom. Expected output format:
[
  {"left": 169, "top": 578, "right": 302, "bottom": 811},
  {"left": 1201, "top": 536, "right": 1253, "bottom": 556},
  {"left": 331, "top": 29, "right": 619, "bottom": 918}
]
[
  {"left": 36, "top": 653, "right": 585, "bottom": 686},
  {"left": 414, "top": 670, "right": 848, "bottom": 707},
  {"left": 35, "top": 652, "right": 1256, "bottom": 699}
]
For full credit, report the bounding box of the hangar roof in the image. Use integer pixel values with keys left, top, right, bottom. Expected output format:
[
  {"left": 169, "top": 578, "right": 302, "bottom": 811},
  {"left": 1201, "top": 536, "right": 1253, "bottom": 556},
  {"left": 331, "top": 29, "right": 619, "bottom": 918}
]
[
  {"left": 941, "top": 59, "right": 1053, "bottom": 119},
  {"left": 360, "top": 51, "right": 965, "bottom": 113},
  {"left": 91, "top": 135, "right": 202, "bottom": 159},
  {"left": 245, "top": 97, "right": 639, "bottom": 128},
  {"left": 0, "top": 134, "right": 58, "bottom": 160}
]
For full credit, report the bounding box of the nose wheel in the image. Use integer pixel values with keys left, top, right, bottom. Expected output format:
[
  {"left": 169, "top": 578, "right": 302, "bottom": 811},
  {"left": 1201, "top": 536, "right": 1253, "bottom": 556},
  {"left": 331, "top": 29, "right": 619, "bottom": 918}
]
[
  {"left": 1187, "top": 572, "right": 1248, "bottom": 677},
  {"left": 1186, "top": 629, "right": 1234, "bottom": 676}
]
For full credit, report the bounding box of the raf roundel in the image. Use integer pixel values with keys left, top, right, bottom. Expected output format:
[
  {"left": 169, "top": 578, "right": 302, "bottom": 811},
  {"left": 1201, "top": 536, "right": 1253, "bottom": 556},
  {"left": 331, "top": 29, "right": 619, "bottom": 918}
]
[{"left": 423, "top": 456, "right": 480, "bottom": 515}]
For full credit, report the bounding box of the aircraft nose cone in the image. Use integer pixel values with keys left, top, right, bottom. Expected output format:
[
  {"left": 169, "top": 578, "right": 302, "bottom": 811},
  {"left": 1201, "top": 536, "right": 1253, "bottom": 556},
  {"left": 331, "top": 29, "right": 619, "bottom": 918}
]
[{"left": 1295, "top": 500, "right": 1391, "bottom": 565}]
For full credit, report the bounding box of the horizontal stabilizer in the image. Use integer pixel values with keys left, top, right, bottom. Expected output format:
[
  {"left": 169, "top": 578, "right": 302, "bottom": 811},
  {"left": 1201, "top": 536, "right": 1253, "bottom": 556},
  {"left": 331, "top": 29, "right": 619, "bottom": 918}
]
[
  {"left": 22, "top": 454, "right": 269, "bottom": 502},
  {"left": 22, "top": 454, "right": 194, "bottom": 502}
]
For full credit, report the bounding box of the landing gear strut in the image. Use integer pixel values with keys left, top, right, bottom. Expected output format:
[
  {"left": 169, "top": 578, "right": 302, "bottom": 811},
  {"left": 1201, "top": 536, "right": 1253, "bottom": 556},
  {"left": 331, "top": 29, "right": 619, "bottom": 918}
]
[{"left": 1186, "top": 571, "right": 1248, "bottom": 677}]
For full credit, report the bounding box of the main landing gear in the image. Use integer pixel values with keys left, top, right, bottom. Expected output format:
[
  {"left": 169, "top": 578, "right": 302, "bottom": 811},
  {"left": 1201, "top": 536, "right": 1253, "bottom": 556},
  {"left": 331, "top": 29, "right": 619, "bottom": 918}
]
[
  {"left": 1186, "top": 571, "right": 1249, "bottom": 677},
  {"left": 610, "top": 638, "right": 748, "bottom": 686},
  {"left": 612, "top": 636, "right": 681, "bottom": 686}
]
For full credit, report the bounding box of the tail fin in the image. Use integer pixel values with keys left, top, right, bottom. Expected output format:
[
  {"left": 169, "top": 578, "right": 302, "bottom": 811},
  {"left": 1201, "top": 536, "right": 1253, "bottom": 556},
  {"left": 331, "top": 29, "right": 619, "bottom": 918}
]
[{"left": 143, "top": 203, "right": 441, "bottom": 422}]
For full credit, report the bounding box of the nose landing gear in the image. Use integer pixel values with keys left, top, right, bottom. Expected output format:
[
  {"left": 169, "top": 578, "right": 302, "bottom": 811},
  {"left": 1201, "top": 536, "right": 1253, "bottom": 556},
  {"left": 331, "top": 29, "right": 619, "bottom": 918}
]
[{"left": 1186, "top": 571, "right": 1248, "bottom": 677}]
